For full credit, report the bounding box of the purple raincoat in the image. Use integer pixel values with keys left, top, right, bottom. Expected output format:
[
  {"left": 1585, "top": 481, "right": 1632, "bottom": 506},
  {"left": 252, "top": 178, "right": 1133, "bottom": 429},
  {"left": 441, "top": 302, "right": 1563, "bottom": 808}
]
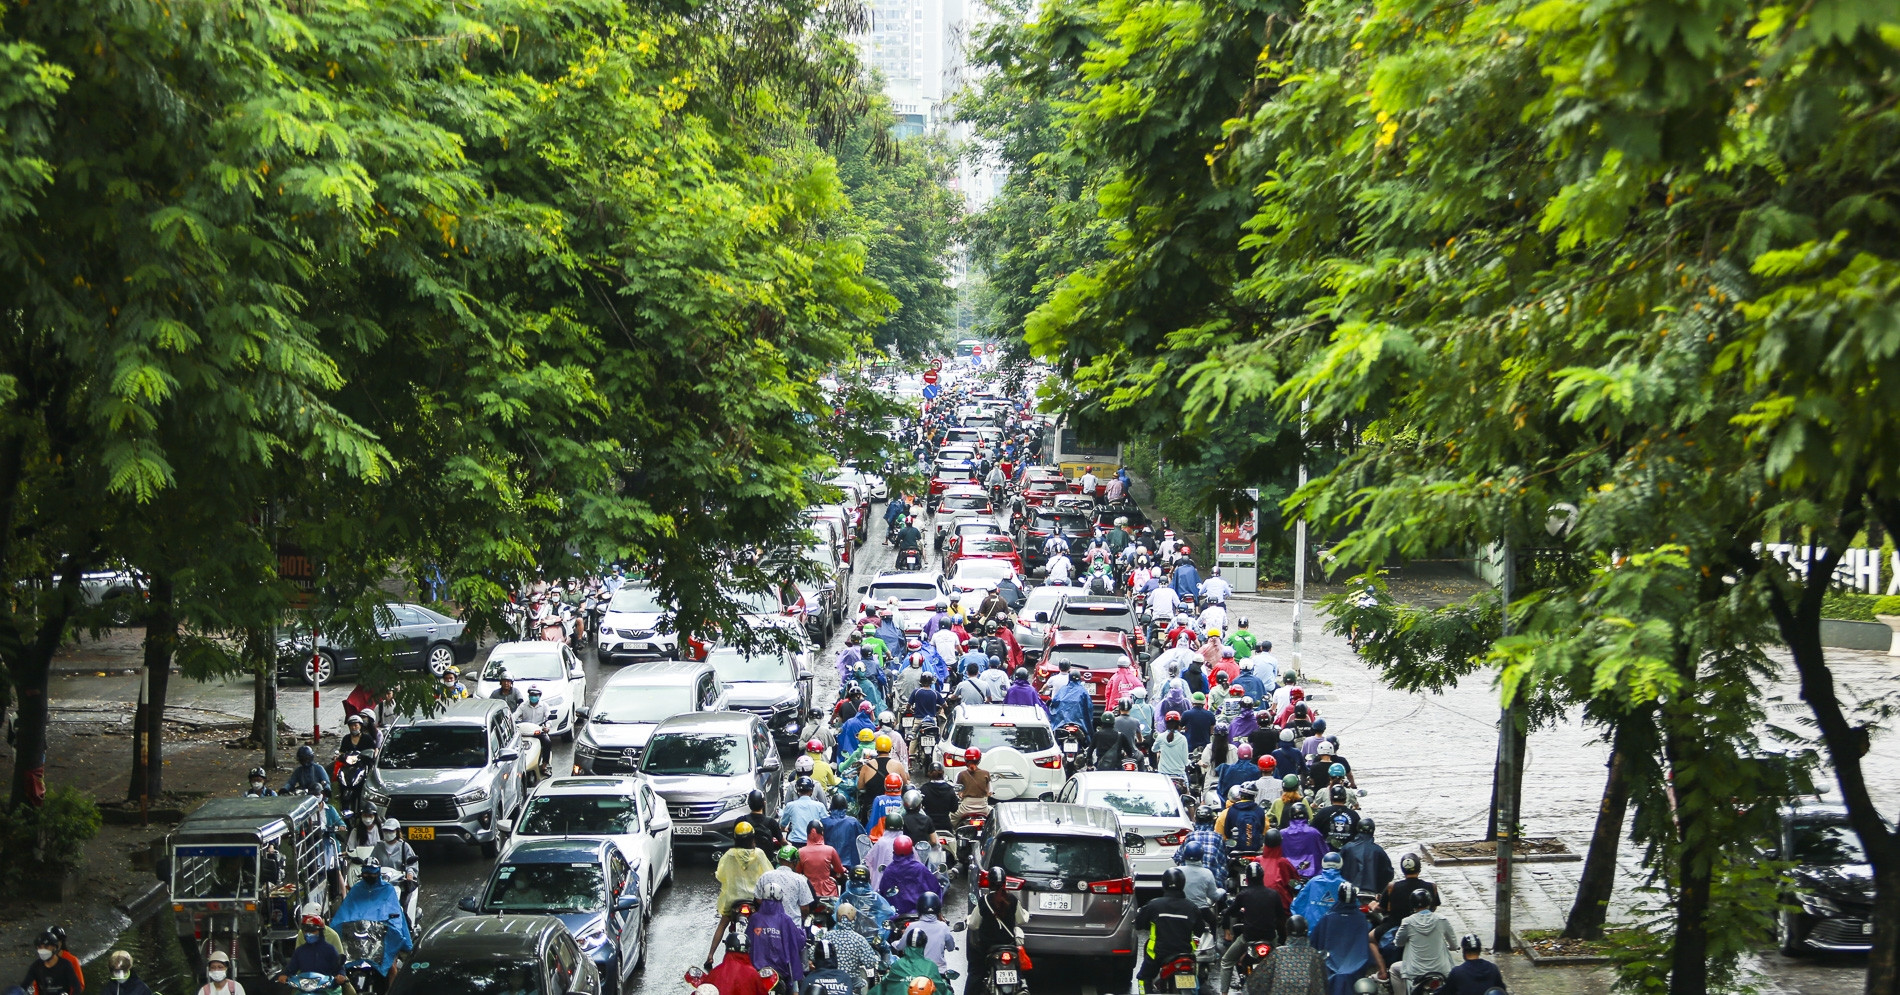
[
  {"left": 1003, "top": 679, "right": 1045, "bottom": 712},
  {"left": 835, "top": 646, "right": 863, "bottom": 683},
  {"left": 1279, "top": 817, "right": 1328, "bottom": 879},
  {"left": 878, "top": 855, "right": 944, "bottom": 916},
  {"left": 865, "top": 832, "right": 899, "bottom": 890},
  {"left": 1230, "top": 708, "right": 1259, "bottom": 741},
  {"left": 748, "top": 898, "right": 808, "bottom": 986}
]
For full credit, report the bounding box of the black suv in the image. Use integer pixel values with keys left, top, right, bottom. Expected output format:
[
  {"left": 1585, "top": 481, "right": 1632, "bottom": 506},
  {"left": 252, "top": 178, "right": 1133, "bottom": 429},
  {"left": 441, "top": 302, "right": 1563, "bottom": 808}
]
[
  {"left": 1017, "top": 510, "right": 1095, "bottom": 572},
  {"left": 1778, "top": 801, "right": 1875, "bottom": 954}
]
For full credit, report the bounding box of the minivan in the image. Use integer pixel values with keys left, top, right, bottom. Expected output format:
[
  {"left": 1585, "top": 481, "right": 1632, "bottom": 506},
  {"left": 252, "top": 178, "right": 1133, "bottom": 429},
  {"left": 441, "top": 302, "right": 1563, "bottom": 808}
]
[
  {"left": 977, "top": 802, "right": 1138, "bottom": 956},
  {"left": 367, "top": 698, "right": 528, "bottom": 856},
  {"left": 573, "top": 661, "right": 728, "bottom": 776},
  {"left": 638, "top": 711, "right": 782, "bottom": 850}
]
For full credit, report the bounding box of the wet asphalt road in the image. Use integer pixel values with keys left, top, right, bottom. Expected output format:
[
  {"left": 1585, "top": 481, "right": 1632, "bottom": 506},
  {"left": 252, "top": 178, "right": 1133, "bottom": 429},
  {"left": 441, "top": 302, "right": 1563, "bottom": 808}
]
[{"left": 405, "top": 507, "right": 1137, "bottom": 995}]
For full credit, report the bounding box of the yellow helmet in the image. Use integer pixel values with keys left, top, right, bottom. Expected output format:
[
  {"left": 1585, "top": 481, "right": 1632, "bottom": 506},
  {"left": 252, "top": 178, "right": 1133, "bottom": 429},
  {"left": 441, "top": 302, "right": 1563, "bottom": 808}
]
[
  {"left": 874, "top": 735, "right": 893, "bottom": 753},
  {"left": 734, "top": 821, "right": 754, "bottom": 837},
  {"left": 1208, "top": 629, "right": 1222, "bottom": 639},
  {"left": 857, "top": 728, "right": 876, "bottom": 742}
]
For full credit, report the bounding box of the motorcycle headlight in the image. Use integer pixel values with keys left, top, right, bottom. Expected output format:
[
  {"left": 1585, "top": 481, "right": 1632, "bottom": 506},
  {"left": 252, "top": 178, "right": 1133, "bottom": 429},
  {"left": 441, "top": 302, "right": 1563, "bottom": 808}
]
[{"left": 453, "top": 786, "right": 489, "bottom": 806}]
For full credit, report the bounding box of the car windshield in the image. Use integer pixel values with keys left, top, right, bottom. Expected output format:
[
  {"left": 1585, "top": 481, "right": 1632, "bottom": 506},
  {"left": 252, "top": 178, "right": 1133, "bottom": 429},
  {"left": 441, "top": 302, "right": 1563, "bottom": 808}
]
[
  {"left": 941, "top": 495, "right": 989, "bottom": 511},
  {"left": 518, "top": 794, "right": 639, "bottom": 836},
  {"left": 1792, "top": 821, "right": 1867, "bottom": 865},
  {"left": 950, "top": 723, "right": 1054, "bottom": 752},
  {"left": 1087, "top": 787, "right": 1184, "bottom": 819},
  {"left": 997, "top": 836, "right": 1124, "bottom": 882},
  {"left": 935, "top": 468, "right": 975, "bottom": 481},
  {"left": 1026, "top": 480, "right": 1065, "bottom": 492},
  {"left": 1058, "top": 604, "right": 1133, "bottom": 631},
  {"left": 609, "top": 587, "right": 667, "bottom": 614},
  {"left": 483, "top": 862, "right": 605, "bottom": 913},
  {"left": 641, "top": 733, "right": 751, "bottom": 775},
  {"left": 1046, "top": 646, "right": 1132, "bottom": 671},
  {"left": 709, "top": 648, "right": 795, "bottom": 684},
  {"left": 1022, "top": 589, "right": 1064, "bottom": 617},
  {"left": 482, "top": 647, "right": 566, "bottom": 682},
  {"left": 381, "top": 726, "right": 488, "bottom": 769},
  {"left": 393, "top": 957, "right": 542, "bottom": 995},
  {"left": 589, "top": 685, "right": 693, "bottom": 724},
  {"left": 868, "top": 582, "right": 939, "bottom": 604},
  {"left": 727, "top": 589, "right": 786, "bottom": 615},
  {"left": 956, "top": 560, "right": 1013, "bottom": 581},
  {"left": 957, "top": 523, "right": 1005, "bottom": 539}
]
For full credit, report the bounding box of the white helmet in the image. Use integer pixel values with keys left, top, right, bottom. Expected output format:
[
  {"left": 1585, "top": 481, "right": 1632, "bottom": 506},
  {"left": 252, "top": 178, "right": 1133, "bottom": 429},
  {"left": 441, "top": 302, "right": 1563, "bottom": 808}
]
[
  {"left": 1239, "top": 659, "right": 1255, "bottom": 671},
  {"left": 381, "top": 817, "right": 401, "bottom": 833}
]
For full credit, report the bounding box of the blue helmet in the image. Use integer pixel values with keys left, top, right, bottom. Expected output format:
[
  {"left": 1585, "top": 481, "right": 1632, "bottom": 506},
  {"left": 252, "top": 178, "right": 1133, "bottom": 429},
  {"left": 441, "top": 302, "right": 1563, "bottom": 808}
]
[{"left": 1181, "top": 841, "right": 1205, "bottom": 863}]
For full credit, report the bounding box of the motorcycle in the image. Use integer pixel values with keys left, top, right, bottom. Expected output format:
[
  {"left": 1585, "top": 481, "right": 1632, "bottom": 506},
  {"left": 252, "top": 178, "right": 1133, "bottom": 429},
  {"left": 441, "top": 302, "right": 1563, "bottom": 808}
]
[
  {"left": 1192, "top": 891, "right": 1226, "bottom": 995},
  {"left": 896, "top": 547, "right": 925, "bottom": 571},
  {"left": 535, "top": 601, "right": 565, "bottom": 643},
  {"left": 954, "top": 812, "right": 987, "bottom": 870},
  {"left": 981, "top": 944, "right": 1026, "bottom": 995},
  {"left": 1406, "top": 972, "right": 1449, "bottom": 994},
  {"left": 337, "top": 920, "right": 393, "bottom": 995},
  {"left": 286, "top": 972, "right": 344, "bottom": 995},
  {"left": 1233, "top": 940, "right": 1274, "bottom": 992},
  {"left": 913, "top": 717, "right": 941, "bottom": 770},
  {"left": 346, "top": 848, "right": 422, "bottom": 928},
  {"left": 1054, "top": 723, "right": 1088, "bottom": 775},
  {"left": 1153, "top": 954, "right": 1198, "bottom": 994},
  {"left": 516, "top": 722, "right": 549, "bottom": 781},
  {"left": 333, "top": 752, "right": 373, "bottom": 821}
]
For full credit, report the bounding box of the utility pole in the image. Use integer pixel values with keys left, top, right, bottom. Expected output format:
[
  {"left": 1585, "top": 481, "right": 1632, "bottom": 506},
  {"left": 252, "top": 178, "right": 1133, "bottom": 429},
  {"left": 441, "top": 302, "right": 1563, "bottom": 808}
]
[
  {"left": 1290, "top": 400, "right": 1308, "bottom": 672},
  {"left": 1494, "top": 536, "right": 1517, "bottom": 954}
]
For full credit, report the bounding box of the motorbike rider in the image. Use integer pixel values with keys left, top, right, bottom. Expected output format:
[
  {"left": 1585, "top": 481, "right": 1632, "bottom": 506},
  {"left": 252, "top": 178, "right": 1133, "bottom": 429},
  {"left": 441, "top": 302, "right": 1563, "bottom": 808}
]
[
  {"left": 1270, "top": 729, "right": 1307, "bottom": 783},
  {"left": 23, "top": 929, "right": 81, "bottom": 995},
  {"left": 1044, "top": 547, "right": 1074, "bottom": 585},
  {"left": 892, "top": 892, "right": 957, "bottom": 971},
  {"left": 873, "top": 938, "right": 947, "bottom": 995},
  {"left": 1217, "top": 784, "right": 1267, "bottom": 854},
  {"left": 368, "top": 817, "right": 421, "bottom": 914},
  {"left": 276, "top": 912, "right": 345, "bottom": 990},
  {"left": 1215, "top": 743, "right": 1260, "bottom": 801},
  {"left": 511, "top": 689, "right": 555, "bottom": 778},
  {"left": 1445, "top": 935, "right": 1507, "bottom": 995},
  {"left": 332, "top": 860, "right": 414, "bottom": 985},
  {"left": 878, "top": 835, "right": 945, "bottom": 916},
  {"left": 1257, "top": 828, "right": 1303, "bottom": 907},
  {"left": 1382, "top": 854, "right": 1443, "bottom": 921},
  {"left": 194, "top": 950, "right": 243, "bottom": 995},
  {"left": 1393, "top": 889, "right": 1460, "bottom": 992},
  {"left": 705, "top": 929, "right": 773, "bottom": 995},
  {"left": 966, "top": 865, "right": 1028, "bottom": 995},
  {"left": 841, "top": 865, "right": 896, "bottom": 937},
  {"left": 1317, "top": 739, "right": 1358, "bottom": 789},
  {"left": 1177, "top": 841, "right": 1219, "bottom": 908},
  {"left": 875, "top": 711, "right": 910, "bottom": 767},
  {"left": 919, "top": 763, "right": 960, "bottom": 836},
  {"left": 896, "top": 516, "right": 925, "bottom": 565},
  {"left": 868, "top": 773, "right": 909, "bottom": 838},
  {"left": 953, "top": 747, "right": 992, "bottom": 822},
  {"left": 1131, "top": 867, "right": 1215, "bottom": 993},
  {"left": 1155, "top": 711, "right": 1190, "bottom": 782},
  {"left": 284, "top": 744, "right": 330, "bottom": 795},
  {"left": 336, "top": 714, "right": 379, "bottom": 762},
  {"left": 758, "top": 845, "right": 818, "bottom": 917},
  {"left": 1313, "top": 785, "right": 1363, "bottom": 848},
  {"left": 898, "top": 790, "right": 940, "bottom": 861},
  {"left": 827, "top": 907, "right": 884, "bottom": 984},
  {"left": 859, "top": 742, "right": 909, "bottom": 825},
  {"left": 1002, "top": 667, "right": 1044, "bottom": 712},
  {"left": 1092, "top": 711, "right": 1140, "bottom": 771},
  {"left": 1251, "top": 914, "right": 1329, "bottom": 995},
  {"left": 244, "top": 767, "right": 277, "bottom": 798},
  {"left": 1217, "top": 862, "right": 1288, "bottom": 994},
  {"left": 487, "top": 674, "right": 524, "bottom": 710},
  {"left": 1292, "top": 852, "right": 1349, "bottom": 923},
  {"left": 1338, "top": 817, "right": 1394, "bottom": 897},
  {"left": 780, "top": 777, "right": 829, "bottom": 844},
  {"left": 907, "top": 673, "right": 944, "bottom": 731},
  {"left": 1111, "top": 697, "right": 1147, "bottom": 761},
  {"left": 1280, "top": 803, "right": 1328, "bottom": 879},
  {"left": 822, "top": 793, "right": 868, "bottom": 869},
  {"left": 101, "top": 950, "right": 152, "bottom": 995},
  {"left": 1175, "top": 805, "right": 1227, "bottom": 873},
  {"left": 803, "top": 938, "right": 862, "bottom": 995},
  {"left": 1047, "top": 673, "right": 1094, "bottom": 752}
]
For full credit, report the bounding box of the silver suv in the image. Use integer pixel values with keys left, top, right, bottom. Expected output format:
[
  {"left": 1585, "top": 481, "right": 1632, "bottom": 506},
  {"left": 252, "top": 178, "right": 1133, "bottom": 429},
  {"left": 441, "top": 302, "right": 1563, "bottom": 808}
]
[
  {"left": 638, "top": 711, "right": 782, "bottom": 851},
  {"left": 977, "top": 802, "right": 1138, "bottom": 956},
  {"left": 368, "top": 698, "right": 529, "bottom": 856}
]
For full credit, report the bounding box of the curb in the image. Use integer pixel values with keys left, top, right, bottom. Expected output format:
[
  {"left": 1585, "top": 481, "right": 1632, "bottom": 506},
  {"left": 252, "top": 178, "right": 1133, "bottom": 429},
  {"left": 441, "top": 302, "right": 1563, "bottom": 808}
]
[{"left": 1513, "top": 930, "right": 1615, "bottom": 966}]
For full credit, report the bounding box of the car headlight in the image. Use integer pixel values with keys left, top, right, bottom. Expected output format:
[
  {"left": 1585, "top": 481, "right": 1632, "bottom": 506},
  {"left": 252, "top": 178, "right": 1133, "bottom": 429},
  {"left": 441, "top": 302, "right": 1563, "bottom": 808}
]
[
  {"left": 721, "top": 793, "right": 750, "bottom": 813},
  {"left": 453, "top": 786, "right": 489, "bottom": 806},
  {"left": 574, "top": 923, "right": 610, "bottom": 951},
  {"left": 365, "top": 788, "right": 390, "bottom": 807}
]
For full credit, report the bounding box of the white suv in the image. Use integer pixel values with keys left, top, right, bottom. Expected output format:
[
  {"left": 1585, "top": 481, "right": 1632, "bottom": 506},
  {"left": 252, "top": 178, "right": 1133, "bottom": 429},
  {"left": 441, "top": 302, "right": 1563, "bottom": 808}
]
[
  {"left": 941, "top": 703, "right": 1066, "bottom": 801},
  {"left": 500, "top": 775, "right": 675, "bottom": 905}
]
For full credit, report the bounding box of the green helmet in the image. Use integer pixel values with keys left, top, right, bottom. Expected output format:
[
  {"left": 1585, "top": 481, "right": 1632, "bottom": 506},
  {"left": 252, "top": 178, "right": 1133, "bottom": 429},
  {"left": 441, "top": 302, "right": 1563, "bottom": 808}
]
[
  {"left": 863, "top": 622, "right": 877, "bottom": 633},
  {"left": 777, "top": 844, "right": 799, "bottom": 862},
  {"left": 1282, "top": 774, "right": 1301, "bottom": 791}
]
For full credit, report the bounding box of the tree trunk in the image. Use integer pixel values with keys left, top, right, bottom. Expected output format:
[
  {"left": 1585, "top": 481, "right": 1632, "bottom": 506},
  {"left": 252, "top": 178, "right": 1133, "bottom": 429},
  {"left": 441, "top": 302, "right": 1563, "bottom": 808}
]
[
  {"left": 7, "top": 564, "right": 85, "bottom": 807},
  {"left": 1663, "top": 712, "right": 1711, "bottom": 995},
  {"left": 128, "top": 574, "right": 176, "bottom": 801},
  {"left": 1565, "top": 724, "right": 1634, "bottom": 939}
]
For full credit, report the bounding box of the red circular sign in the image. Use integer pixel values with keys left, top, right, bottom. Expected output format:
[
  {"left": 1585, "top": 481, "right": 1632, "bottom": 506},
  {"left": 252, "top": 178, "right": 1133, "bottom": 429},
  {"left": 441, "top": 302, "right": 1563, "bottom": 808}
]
[
  {"left": 930, "top": 358, "right": 944, "bottom": 371},
  {"left": 972, "top": 344, "right": 983, "bottom": 355},
  {"left": 922, "top": 369, "right": 940, "bottom": 385}
]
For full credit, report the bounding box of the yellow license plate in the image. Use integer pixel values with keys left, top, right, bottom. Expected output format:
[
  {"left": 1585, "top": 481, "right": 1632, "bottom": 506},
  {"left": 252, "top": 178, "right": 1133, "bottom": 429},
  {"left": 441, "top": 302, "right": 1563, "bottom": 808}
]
[{"left": 407, "top": 826, "right": 434, "bottom": 841}]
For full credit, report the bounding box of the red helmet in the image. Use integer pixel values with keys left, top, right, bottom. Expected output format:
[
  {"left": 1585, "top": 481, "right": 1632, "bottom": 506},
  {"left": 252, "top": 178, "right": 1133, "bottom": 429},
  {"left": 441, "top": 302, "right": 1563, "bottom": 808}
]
[
  {"left": 1165, "top": 711, "right": 1182, "bottom": 722},
  {"left": 964, "top": 747, "right": 982, "bottom": 763},
  {"left": 892, "top": 834, "right": 915, "bottom": 857},
  {"left": 884, "top": 773, "right": 903, "bottom": 793},
  {"left": 806, "top": 739, "right": 823, "bottom": 753},
  {"left": 1257, "top": 756, "right": 1276, "bottom": 772},
  {"left": 859, "top": 701, "right": 874, "bottom": 713}
]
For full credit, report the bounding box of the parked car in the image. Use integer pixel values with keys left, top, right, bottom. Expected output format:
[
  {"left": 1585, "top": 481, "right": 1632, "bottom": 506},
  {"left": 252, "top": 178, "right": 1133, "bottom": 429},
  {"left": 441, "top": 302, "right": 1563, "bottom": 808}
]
[
  {"left": 367, "top": 698, "right": 529, "bottom": 856},
  {"left": 278, "top": 602, "right": 475, "bottom": 685},
  {"left": 1034, "top": 631, "right": 1140, "bottom": 707},
  {"left": 473, "top": 642, "right": 589, "bottom": 740},
  {"left": 501, "top": 775, "right": 674, "bottom": 905},
  {"left": 388, "top": 914, "right": 601, "bottom": 995},
  {"left": 974, "top": 801, "right": 1138, "bottom": 957},
  {"left": 942, "top": 703, "right": 1065, "bottom": 800},
  {"left": 1056, "top": 771, "right": 1192, "bottom": 887},
  {"left": 854, "top": 571, "right": 951, "bottom": 636},
  {"left": 706, "top": 642, "right": 813, "bottom": 762},
  {"left": 573, "top": 660, "right": 729, "bottom": 776},
  {"left": 457, "top": 838, "right": 646, "bottom": 995},
  {"left": 638, "top": 711, "right": 783, "bottom": 851},
  {"left": 1777, "top": 801, "right": 1875, "bottom": 954},
  {"left": 596, "top": 585, "right": 677, "bottom": 665}
]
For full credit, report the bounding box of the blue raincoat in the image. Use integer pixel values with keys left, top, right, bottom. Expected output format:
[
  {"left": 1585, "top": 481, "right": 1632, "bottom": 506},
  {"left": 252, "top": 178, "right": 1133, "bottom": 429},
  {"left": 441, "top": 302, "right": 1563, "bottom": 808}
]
[
  {"left": 332, "top": 879, "right": 413, "bottom": 974},
  {"left": 1290, "top": 868, "right": 1345, "bottom": 923}
]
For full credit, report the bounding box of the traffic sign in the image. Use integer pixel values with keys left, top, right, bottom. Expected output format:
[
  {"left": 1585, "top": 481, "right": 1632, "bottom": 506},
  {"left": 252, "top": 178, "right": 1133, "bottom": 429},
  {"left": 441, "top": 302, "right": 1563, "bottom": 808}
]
[
  {"left": 972, "top": 344, "right": 983, "bottom": 355},
  {"left": 930, "top": 357, "right": 944, "bottom": 371},
  {"left": 922, "top": 369, "right": 940, "bottom": 385},
  {"left": 922, "top": 384, "right": 941, "bottom": 401}
]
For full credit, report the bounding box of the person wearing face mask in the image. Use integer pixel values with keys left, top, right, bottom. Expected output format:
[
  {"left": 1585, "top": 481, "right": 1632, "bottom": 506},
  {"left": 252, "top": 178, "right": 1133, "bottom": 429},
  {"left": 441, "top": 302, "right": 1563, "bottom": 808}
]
[
  {"left": 102, "top": 951, "right": 152, "bottom": 995},
  {"left": 278, "top": 912, "right": 346, "bottom": 991},
  {"left": 22, "top": 930, "right": 81, "bottom": 995},
  {"left": 195, "top": 950, "right": 244, "bottom": 995},
  {"left": 513, "top": 688, "right": 555, "bottom": 778},
  {"left": 243, "top": 767, "right": 277, "bottom": 798},
  {"left": 368, "top": 818, "right": 421, "bottom": 918}
]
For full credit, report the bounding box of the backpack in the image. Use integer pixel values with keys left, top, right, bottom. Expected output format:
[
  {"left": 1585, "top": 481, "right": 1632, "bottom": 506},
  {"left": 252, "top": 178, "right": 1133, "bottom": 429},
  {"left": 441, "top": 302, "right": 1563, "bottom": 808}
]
[{"left": 1225, "top": 802, "right": 1266, "bottom": 852}]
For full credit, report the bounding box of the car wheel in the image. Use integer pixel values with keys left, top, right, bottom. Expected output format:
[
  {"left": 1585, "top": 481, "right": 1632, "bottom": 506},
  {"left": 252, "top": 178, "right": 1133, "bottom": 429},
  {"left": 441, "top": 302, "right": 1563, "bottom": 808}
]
[
  {"left": 426, "top": 643, "right": 457, "bottom": 676},
  {"left": 634, "top": 909, "right": 650, "bottom": 970},
  {"left": 1777, "top": 909, "right": 1808, "bottom": 957},
  {"left": 559, "top": 707, "right": 577, "bottom": 743},
  {"left": 302, "top": 651, "right": 338, "bottom": 686}
]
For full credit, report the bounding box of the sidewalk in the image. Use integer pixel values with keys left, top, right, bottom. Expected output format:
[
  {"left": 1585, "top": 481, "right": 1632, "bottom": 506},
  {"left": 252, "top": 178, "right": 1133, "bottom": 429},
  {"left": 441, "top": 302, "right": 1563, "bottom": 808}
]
[{"left": 1226, "top": 592, "right": 1890, "bottom": 994}]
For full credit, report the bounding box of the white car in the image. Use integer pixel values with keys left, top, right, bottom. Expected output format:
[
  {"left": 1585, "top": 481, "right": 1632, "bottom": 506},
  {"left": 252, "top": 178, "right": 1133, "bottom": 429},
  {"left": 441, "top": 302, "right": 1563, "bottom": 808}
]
[
  {"left": 830, "top": 468, "right": 889, "bottom": 501},
  {"left": 473, "top": 642, "right": 588, "bottom": 739},
  {"left": 855, "top": 571, "right": 950, "bottom": 636},
  {"left": 950, "top": 557, "right": 1020, "bottom": 595},
  {"left": 596, "top": 584, "right": 678, "bottom": 664},
  {"left": 1013, "top": 586, "right": 1068, "bottom": 659},
  {"left": 500, "top": 775, "right": 674, "bottom": 904},
  {"left": 942, "top": 703, "right": 1066, "bottom": 800},
  {"left": 1056, "top": 771, "right": 1192, "bottom": 886}
]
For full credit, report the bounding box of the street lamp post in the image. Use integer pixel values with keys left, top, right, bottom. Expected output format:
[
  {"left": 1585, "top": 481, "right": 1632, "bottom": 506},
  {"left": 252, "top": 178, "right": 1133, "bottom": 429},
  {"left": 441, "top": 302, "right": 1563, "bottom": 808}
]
[{"left": 1291, "top": 400, "right": 1308, "bottom": 671}]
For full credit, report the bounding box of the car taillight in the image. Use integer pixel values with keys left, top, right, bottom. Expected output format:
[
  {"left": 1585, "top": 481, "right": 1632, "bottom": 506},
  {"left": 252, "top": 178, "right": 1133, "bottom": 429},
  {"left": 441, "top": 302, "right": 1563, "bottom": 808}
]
[
  {"left": 944, "top": 754, "right": 964, "bottom": 767},
  {"left": 1033, "top": 755, "right": 1062, "bottom": 769},
  {"left": 1155, "top": 829, "right": 1188, "bottom": 846},
  {"left": 978, "top": 871, "right": 1024, "bottom": 889},
  {"left": 1088, "top": 877, "right": 1135, "bottom": 895}
]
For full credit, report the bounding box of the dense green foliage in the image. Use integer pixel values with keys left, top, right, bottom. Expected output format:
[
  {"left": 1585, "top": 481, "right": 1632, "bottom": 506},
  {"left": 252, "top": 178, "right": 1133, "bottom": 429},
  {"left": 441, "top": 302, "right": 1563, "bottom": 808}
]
[
  {"left": 968, "top": 0, "right": 1900, "bottom": 987},
  {"left": 0, "top": 0, "right": 954, "bottom": 804}
]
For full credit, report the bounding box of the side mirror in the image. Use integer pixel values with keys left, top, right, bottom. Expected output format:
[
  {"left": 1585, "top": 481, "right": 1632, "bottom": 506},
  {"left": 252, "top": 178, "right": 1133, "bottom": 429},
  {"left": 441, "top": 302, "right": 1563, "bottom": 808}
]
[
  {"left": 497, "top": 819, "right": 513, "bottom": 837},
  {"left": 614, "top": 894, "right": 640, "bottom": 912},
  {"left": 457, "top": 896, "right": 480, "bottom": 913},
  {"left": 952, "top": 920, "right": 967, "bottom": 932},
  {"left": 571, "top": 668, "right": 585, "bottom": 680},
  {"left": 575, "top": 704, "right": 590, "bottom": 717},
  {"left": 499, "top": 750, "right": 520, "bottom": 763},
  {"left": 857, "top": 586, "right": 869, "bottom": 594},
  {"left": 763, "top": 756, "right": 782, "bottom": 771},
  {"left": 1034, "top": 612, "right": 1049, "bottom": 623}
]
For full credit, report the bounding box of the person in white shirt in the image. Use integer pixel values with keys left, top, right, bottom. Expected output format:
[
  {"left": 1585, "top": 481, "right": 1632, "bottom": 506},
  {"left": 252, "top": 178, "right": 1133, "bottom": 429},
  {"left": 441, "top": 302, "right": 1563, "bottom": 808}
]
[
  {"left": 931, "top": 627, "right": 961, "bottom": 669},
  {"left": 1147, "top": 583, "right": 1183, "bottom": 620},
  {"left": 1199, "top": 568, "right": 1234, "bottom": 604},
  {"left": 1045, "top": 553, "right": 1074, "bottom": 585},
  {"left": 1272, "top": 671, "right": 1301, "bottom": 713},
  {"left": 1079, "top": 468, "right": 1098, "bottom": 495},
  {"left": 1198, "top": 602, "right": 1228, "bottom": 634},
  {"left": 1104, "top": 475, "right": 1125, "bottom": 502},
  {"left": 1045, "top": 659, "right": 1074, "bottom": 694}
]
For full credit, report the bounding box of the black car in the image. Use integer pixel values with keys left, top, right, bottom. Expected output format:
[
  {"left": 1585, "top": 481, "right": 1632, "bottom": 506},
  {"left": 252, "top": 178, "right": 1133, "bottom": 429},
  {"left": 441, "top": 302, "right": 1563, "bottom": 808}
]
[
  {"left": 1778, "top": 801, "right": 1875, "bottom": 954},
  {"left": 390, "top": 914, "right": 602, "bottom": 995},
  {"left": 276, "top": 602, "right": 475, "bottom": 685},
  {"left": 706, "top": 642, "right": 813, "bottom": 761},
  {"left": 1017, "top": 510, "right": 1095, "bottom": 571}
]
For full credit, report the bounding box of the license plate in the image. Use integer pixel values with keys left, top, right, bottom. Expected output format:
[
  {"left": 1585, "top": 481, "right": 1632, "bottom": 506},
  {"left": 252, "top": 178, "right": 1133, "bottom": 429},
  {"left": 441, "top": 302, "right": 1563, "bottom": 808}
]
[
  {"left": 1062, "top": 743, "right": 1077, "bottom": 754},
  {"left": 407, "top": 826, "right": 434, "bottom": 841},
  {"left": 1174, "top": 975, "right": 1195, "bottom": 990},
  {"left": 675, "top": 824, "right": 703, "bottom": 836},
  {"left": 994, "top": 970, "right": 1018, "bottom": 985},
  {"left": 1038, "top": 893, "right": 1072, "bottom": 912}
]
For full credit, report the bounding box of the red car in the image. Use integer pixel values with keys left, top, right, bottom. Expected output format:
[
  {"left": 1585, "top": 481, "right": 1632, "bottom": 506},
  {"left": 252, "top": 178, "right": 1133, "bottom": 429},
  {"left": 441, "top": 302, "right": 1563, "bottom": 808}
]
[
  {"left": 928, "top": 462, "right": 978, "bottom": 508},
  {"left": 1034, "top": 630, "right": 1139, "bottom": 706},
  {"left": 946, "top": 533, "right": 1024, "bottom": 575}
]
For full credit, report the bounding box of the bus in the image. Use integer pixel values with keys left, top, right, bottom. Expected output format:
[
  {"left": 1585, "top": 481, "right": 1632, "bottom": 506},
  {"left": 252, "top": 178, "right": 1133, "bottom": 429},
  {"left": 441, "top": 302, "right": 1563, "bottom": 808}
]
[{"left": 1043, "top": 417, "right": 1122, "bottom": 492}]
